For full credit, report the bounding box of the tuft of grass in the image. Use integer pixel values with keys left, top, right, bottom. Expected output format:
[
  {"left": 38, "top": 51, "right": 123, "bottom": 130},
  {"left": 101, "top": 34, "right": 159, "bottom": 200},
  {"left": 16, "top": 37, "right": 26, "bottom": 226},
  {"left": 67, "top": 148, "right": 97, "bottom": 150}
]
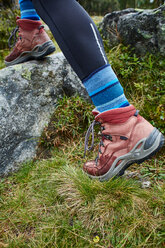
[
  {"left": 53, "top": 165, "right": 165, "bottom": 247},
  {"left": 36, "top": 95, "right": 93, "bottom": 158},
  {"left": 0, "top": 151, "right": 164, "bottom": 247}
]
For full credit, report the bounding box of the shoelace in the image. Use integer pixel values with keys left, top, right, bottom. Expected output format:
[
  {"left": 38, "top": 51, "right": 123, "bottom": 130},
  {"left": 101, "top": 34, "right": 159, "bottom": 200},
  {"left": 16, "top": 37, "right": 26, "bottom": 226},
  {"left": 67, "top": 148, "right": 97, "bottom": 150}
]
[
  {"left": 84, "top": 120, "right": 98, "bottom": 157},
  {"left": 8, "top": 26, "right": 19, "bottom": 48},
  {"left": 84, "top": 120, "right": 112, "bottom": 164}
]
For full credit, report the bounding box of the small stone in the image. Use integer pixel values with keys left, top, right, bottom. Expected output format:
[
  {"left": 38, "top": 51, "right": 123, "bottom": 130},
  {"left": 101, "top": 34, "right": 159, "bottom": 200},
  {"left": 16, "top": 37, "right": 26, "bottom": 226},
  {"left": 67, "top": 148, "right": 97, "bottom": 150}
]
[
  {"left": 141, "top": 181, "right": 151, "bottom": 189},
  {"left": 123, "top": 170, "right": 141, "bottom": 179}
]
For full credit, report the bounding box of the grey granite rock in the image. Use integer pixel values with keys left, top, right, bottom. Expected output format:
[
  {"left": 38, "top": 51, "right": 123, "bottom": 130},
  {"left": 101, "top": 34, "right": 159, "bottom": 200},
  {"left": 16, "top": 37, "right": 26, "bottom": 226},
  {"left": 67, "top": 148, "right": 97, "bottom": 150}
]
[
  {"left": 0, "top": 53, "right": 89, "bottom": 176},
  {"left": 99, "top": 5, "right": 165, "bottom": 56}
]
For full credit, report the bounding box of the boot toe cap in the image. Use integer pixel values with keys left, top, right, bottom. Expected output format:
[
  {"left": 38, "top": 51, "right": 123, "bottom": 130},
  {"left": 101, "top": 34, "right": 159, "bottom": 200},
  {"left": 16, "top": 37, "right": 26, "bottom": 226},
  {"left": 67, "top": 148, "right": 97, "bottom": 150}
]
[{"left": 83, "top": 160, "right": 99, "bottom": 176}]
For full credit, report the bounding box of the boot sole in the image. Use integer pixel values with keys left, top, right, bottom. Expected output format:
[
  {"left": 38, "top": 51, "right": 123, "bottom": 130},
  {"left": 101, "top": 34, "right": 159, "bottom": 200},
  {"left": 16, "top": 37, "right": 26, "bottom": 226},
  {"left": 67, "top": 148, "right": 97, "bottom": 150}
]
[
  {"left": 89, "top": 128, "right": 164, "bottom": 182},
  {"left": 5, "top": 41, "right": 55, "bottom": 66}
]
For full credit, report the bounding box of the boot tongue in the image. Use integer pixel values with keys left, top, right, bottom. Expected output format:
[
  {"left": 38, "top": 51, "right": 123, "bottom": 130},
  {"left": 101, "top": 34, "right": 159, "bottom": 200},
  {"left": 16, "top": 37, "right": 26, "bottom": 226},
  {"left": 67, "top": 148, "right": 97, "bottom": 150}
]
[{"left": 95, "top": 105, "right": 137, "bottom": 124}]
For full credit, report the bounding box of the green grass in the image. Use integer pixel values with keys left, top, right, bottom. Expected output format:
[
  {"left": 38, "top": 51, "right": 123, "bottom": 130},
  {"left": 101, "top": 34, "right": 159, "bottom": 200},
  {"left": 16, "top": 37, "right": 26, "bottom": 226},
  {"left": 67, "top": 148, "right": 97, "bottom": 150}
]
[
  {"left": 0, "top": 95, "right": 164, "bottom": 248},
  {"left": 106, "top": 45, "right": 165, "bottom": 133},
  {"left": 0, "top": 152, "right": 164, "bottom": 247}
]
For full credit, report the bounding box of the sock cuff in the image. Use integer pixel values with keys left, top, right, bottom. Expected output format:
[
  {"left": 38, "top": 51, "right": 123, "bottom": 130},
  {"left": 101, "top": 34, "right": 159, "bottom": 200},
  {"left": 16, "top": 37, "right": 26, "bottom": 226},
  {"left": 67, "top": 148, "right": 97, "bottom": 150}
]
[
  {"left": 82, "top": 64, "right": 129, "bottom": 113},
  {"left": 95, "top": 105, "right": 136, "bottom": 123},
  {"left": 19, "top": 0, "right": 40, "bottom": 20}
]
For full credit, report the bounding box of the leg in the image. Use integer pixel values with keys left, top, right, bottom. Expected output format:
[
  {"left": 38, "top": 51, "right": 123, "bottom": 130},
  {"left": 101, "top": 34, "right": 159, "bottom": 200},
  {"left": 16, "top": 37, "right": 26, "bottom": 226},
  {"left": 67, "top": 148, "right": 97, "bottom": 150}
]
[
  {"left": 32, "top": 0, "right": 108, "bottom": 80},
  {"left": 32, "top": 0, "right": 129, "bottom": 111},
  {"left": 32, "top": 0, "right": 164, "bottom": 180}
]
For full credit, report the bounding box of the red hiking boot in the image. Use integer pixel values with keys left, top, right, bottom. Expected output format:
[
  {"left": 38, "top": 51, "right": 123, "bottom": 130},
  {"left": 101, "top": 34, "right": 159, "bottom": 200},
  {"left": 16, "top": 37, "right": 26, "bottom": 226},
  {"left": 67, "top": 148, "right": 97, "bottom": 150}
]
[
  {"left": 83, "top": 105, "right": 164, "bottom": 181},
  {"left": 5, "top": 18, "right": 55, "bottom": 66}
]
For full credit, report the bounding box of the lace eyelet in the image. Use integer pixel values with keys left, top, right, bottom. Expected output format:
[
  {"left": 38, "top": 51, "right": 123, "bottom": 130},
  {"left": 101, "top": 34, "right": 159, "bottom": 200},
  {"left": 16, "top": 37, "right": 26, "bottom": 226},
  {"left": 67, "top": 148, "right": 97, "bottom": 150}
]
[
  {"left": 101, "top": 126, "right": 105, "bottom": 131},
  {"left": 105, "top": 135, "right": 112, "bottom": 141}
]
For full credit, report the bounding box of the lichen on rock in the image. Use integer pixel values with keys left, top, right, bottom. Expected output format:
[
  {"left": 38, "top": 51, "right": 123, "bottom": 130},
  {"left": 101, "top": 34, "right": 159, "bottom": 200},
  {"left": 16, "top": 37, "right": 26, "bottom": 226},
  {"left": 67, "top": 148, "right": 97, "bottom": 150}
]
[{"left": 99, "top": 5, "right": 165, "bottom": 56}]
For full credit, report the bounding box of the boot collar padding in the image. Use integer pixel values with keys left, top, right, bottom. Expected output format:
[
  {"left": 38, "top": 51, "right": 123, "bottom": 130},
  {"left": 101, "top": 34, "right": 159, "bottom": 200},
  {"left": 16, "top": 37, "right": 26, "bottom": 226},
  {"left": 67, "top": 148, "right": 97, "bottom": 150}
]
[
  {"left": 95, "top": 105, "right": 137, "bottom": 124},
  {"left": 17, "top": 19, "right": 43, "bottom": 31}
]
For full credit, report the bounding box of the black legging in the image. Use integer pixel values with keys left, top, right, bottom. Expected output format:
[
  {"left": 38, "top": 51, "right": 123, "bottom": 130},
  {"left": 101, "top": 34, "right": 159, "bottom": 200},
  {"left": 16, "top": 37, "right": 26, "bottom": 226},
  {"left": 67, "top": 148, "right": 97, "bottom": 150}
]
[{"left": 32, "top": 0, "right": 108, "bottom": 80}]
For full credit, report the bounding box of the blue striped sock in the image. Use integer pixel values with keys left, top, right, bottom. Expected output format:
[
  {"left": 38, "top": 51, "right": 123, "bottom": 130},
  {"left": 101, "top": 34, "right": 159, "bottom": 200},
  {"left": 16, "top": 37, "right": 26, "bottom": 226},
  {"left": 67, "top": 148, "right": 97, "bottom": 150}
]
[
  {"left": 19, "top": 0, "right": 40, "bottom": 20},
  {"left": 83, "top": 64, "right": 130, "bottom": 112}
]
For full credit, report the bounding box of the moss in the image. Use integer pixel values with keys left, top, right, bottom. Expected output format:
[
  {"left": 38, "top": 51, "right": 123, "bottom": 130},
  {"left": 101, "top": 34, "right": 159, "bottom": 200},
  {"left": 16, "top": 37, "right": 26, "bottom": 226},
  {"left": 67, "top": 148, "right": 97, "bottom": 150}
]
[
  {"left": 14, "top": 64, "right": 24, "bottom": 71},
  {"left": 141, "top": 32, "right": 153, "bottom": 39},
  {"left": 21, "top": 69, "right": 32, "bottom": 81},
  {"left": 162, "top": 10, "right": 165, "bottom": 17}
]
